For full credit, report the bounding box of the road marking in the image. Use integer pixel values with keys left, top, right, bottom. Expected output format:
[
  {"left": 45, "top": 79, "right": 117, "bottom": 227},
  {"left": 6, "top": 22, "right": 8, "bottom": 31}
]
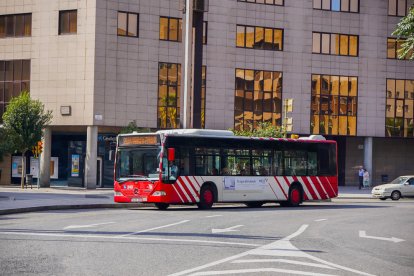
[
  {"left": 169, "top": 224, "right": 375, "bottom": 276},
  {"left": 118, "top": 220, "right": 190, "bottom": 237},
  {"left": 205, "top": 215, "right": 223, "bottom": 218},
  {"left": 231, "top": 259, "right": 335, "bottom": 269},
  {"left": 63, "top": 222, "right": 115, "bottom": 230},
  {"left": 189, "top": 268, "right": 337, "bottom": 276},
  {"left": 359, "top": 231, "right": 404, "bottom": 243},
  {"left": 0, "top": 231, "right": 259, "bottom": 247},
  {"left": 315, "top": 219, "right": 327, "bottom": 222},
  {"left": 212, "top": 225, "right": 243, "bottom": 234}
]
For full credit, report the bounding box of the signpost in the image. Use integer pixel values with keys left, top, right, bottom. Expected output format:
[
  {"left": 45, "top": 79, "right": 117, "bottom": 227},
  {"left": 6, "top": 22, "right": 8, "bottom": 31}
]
[{"left": 283, "top": 98, "right": 294, "bottom": 137}]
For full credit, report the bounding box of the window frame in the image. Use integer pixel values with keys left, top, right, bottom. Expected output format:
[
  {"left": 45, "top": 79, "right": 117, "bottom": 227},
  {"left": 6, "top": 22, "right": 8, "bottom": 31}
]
[
  {"left": 58, "top": 10, "right": 77, "bottom": 35},
  {"left": 117, "top": 11, "right": 139, "bottom": 38},
  {"left": 0, "top": 13, "right": 32, "bottom": 38},
  {"left": 385, "top": 78, "right": 414, "bottom": 138},
  {"left": 236, "top": 24, "right": 284, "bottom": 51},
  {"left": 237, "top": 0, "right": 284, "bottom": 6},
  {"left": 311, "top": 74, "right": 358, "bottom": 136},
  {"left": 388, "top": 0, "right": 410, "bottom": 17},
  {"left": 312, "top": 32, "right": 359, "bottom": 57},
  {"left": 313, "top": 0, "right": 360, "bottom": 13}
]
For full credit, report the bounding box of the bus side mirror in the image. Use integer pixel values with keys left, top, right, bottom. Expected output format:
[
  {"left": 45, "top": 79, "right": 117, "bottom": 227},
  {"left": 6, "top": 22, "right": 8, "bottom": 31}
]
[{"left": 168, "top": 148, "right": 175, "bottom": 161}]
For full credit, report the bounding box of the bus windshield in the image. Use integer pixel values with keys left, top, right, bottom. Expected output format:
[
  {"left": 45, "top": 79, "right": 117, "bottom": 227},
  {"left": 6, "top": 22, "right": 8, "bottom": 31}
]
[{"left": 116, "top": 147, "right": 161, "bottom": 182}]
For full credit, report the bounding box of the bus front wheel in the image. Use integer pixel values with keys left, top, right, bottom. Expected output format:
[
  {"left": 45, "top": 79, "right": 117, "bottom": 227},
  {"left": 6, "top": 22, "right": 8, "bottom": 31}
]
[
  {"left": 155, "top": 203, "right": 170, "bottom": 210},
  {"left": 197, "top": 186, "right": 215, "bottom": 210}
]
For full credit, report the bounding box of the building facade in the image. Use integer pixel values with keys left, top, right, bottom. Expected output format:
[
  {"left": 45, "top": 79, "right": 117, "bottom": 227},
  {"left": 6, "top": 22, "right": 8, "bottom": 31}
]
[{"left": 0, "top": 0, "right": 413, "bottom": 187}]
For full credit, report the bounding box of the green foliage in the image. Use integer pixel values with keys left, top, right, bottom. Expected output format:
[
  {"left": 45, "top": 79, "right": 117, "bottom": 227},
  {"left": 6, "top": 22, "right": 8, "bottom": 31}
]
[
  {"left": 2, "top": 92, "right": 52, "bottom": 154},
  {"left": 0, "top": 127, "right": 12, "bottom": 162},
  {"left": 120, "top": 120, "right": 151, "bottom": 134},
  {"left": 231, "top": 122, "right": 286, "bottom": 138},
  {"left": 392, "top": 6, "right": 414, "bottom": 60}
]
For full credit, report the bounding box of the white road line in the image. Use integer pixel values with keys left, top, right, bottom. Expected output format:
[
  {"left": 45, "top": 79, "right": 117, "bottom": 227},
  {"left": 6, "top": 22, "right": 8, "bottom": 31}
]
[
  {"left": 189, "top": 268, "right": 337, "bottom": 276},
  {"left": 0, "top": 231, "right": 260, "bottom": 247},
  {"left": 118, "top": 220, "right": 190, "bottom": 237},
  {"left": 63, "top": 222, "right": 115, "bottom": 230},
  {"left": 359, "top": 231, "right": 404, "bottom": 243},
  {"left": 315, "top": 219, "right": 327, "bottom": 222},
  {"left": 205, "top": 215, "right": 223, "bottom": 218},
  {"left": 170, "top": 224, "right": 375, "bottom": 276},
  {"left": 231, "top": 259, "right": 335, "bottom": 269},
  {"left": 282, "top": 224, "right": 308, "bottom": 241}
]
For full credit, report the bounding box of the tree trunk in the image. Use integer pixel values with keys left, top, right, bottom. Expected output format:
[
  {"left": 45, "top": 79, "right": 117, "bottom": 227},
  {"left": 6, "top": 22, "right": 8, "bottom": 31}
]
[{"left": 20, "top": 151, "right": 26, "bottom": 189}]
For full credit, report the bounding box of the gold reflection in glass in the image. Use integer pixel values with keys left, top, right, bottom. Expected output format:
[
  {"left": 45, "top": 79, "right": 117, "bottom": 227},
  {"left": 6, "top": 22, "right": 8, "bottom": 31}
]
[
  {"left": 255, "top": 27, "right": 264, "bottom": 49},
  {"left": 237, "top": 25, "right": 245, "bottom": 47},
  {"left": 387, "top": 38, "right": 395, "bottom": 58},
  {"left": 339, "top": 116, "right": 347, "bottom": 135},
  {"left": 349, "top": 36, "right": 358, "bottom": 56},
  {"left": 246, "top": 27, "right": 254, "bottom": 48},
  {"left": 347, "top": 116, "right": 356, "bottom": 135},
  {"left": 340, "top": 77, "right": 348, "bottom": 96},
  {"left": 331, "top": 34, "right": 340, "bottom": 55},
  {"left": 159, "top": 17, "right": 168, "bottom": 40},
  {"left": 274, "top": 29, "right": 283, "bottom": 50},
  {"left": 331, "top": 76, "right": 339, "bottom": 95},
  {"left": 235, "top": 69, "right": 282, "bottom": 131},
  {"left": 340, "top": 35, "right": 349, "bottom": 55}
]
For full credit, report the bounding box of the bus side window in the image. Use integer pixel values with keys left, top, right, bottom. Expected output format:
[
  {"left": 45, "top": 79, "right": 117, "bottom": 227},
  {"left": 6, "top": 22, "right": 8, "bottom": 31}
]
[{"left": 308, "top": 152, "right": 317, "bottom": 176}]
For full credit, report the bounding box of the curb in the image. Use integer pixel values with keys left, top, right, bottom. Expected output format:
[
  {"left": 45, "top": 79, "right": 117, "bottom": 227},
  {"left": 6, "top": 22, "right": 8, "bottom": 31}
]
[{"left": 0, "top": 203, "right": 153, "bottom": 216}]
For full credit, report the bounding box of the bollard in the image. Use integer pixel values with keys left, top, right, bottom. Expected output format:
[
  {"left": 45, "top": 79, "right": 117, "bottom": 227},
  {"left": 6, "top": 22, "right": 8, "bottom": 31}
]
[{"left": 26, "top": 174, "right": 33, "bottom": 189}]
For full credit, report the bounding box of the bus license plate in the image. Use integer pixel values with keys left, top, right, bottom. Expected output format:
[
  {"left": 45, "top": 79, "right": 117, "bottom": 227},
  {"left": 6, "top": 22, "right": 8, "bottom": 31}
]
[{"left": 131, "top": 197, "right": 146, "bottom": 202}]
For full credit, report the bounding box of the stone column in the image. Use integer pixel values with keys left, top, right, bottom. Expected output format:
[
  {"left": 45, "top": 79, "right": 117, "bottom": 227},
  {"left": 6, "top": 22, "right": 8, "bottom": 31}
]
[
  {"left": 364, "top": 137, "right": 373, "bottom": 186},
  {"left": 85, "top": 126, "right": 98, "bottom": 189},
  {"left": 39, "top": 127, "right": 52, "bottom": 187}
]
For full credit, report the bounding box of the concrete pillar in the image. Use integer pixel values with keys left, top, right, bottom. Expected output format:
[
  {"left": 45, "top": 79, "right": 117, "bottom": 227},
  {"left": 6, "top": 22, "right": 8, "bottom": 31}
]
[
  {"left": 39, "top": 127, "right": 51, "bottom": 187},
  {"left": 85, "top": 126, "right": 98, "bottom": 189},
  {"left": 364, "top": 137, "right": 373, "bottom": 186}
]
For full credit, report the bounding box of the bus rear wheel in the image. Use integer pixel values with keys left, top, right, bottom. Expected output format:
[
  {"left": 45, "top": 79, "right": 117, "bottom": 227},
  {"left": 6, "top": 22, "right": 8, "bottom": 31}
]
[
  {"left": 280, "top": 186, "right": 302, "bottom": 207},
  {"left": 245, "top": 202, "right": 264, "bottom": 208},
  {"left": 197, "top": 186, "right": 214, "bottom": 210},
  {"left": 155, "top": 203, "right": 170, "bottom": 210}
]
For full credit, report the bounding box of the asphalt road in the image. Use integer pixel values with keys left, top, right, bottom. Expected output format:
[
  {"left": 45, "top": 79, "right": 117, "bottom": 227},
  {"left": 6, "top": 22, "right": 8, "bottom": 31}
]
[{"left": 0, "top": 199, "right": 413, "bottom": 276}]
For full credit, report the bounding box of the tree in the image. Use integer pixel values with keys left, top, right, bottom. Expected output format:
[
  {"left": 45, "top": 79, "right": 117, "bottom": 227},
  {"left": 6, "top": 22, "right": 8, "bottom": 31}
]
[
  {"left": 392, "top": 6, "right": 414, "bottom": 60},
  {"left": 232, "top": 122, "right": 286, "bottom": 138},
  {"left": 120, "top": 120, "right": 150, "bottom": 134},
  {"left": 2, "top": 92, "right": 53, "bottom": 188}
]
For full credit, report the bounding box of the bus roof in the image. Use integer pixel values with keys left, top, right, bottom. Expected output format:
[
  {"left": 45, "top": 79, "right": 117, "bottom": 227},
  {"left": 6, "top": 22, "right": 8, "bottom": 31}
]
[{"left": 118, "top": 129, "right": 336, "bottom": 144}]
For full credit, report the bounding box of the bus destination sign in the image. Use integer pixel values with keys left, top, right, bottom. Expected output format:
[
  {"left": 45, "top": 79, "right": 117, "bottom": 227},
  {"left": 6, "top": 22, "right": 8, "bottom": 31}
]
[{"left": 119, "top": 135, "right": 158, "bottom": 146}]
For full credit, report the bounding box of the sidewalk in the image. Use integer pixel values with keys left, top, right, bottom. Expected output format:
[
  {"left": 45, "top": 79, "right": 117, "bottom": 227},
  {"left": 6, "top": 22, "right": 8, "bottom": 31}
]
[{"left": 0, "top": 185, "right": 375, "bottom": 215}]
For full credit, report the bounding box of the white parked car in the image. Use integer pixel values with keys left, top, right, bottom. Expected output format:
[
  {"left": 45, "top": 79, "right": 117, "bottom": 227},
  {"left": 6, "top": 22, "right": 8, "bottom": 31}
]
[{"left": 372, "top": 176, "right": 414, "bottom": 200}]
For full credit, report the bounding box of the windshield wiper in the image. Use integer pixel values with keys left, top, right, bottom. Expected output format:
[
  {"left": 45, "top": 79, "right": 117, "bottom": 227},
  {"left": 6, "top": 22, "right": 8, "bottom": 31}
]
[{"left": 117, "top": 175, "right": 149, "bottom": 183}]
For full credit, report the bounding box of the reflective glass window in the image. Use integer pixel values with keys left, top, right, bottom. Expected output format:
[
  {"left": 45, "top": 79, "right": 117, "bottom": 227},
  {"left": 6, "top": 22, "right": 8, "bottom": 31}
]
[
  {"left": 322, "top": 33, "right": 330, "bottom": 54},
  {"left": 59, "top": 10, "right": 77, "bottom": 35}
]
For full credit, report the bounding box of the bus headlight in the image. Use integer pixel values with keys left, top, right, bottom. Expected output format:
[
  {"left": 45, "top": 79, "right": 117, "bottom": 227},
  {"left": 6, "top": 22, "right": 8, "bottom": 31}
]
[
  {"left": 152, "top": 191, "right": 166, "bottom": 196},
  {"left": 114, "top": 192, "right": 123, "bottom": 196}
]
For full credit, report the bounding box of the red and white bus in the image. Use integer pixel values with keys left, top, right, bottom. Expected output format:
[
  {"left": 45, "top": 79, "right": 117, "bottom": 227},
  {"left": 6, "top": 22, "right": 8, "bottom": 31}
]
[{"left": 114, "top": 129, "right": 338, "bottom": 210}]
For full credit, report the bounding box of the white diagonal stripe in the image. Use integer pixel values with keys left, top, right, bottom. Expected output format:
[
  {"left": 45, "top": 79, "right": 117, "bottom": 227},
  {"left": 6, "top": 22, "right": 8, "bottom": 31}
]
[
  {"left": 315, "top": 177, "right": 329, "bottom": 198},
  {"left": 182, "top": 177, "right": 199, "bottom": 202},
  {"left": 172, "top": 184, "right": 185, "bottom": 203},
  {"left": 176, "top": 179, "right": 192, "bottom": 202},
  {"left": 190, "top": 268, "right": 337, "bottom": 276},
  {"left": 288, "top": 176, "right": 312, "bottom": 200},
  {"left": 276, "top": 177, "right": 289, "bottom": 196},
  {"left": 304, "top": 177, "right": 321, "bottom": 200},
  {"left": 231, "top": 259, "right": 335, "bottom": 269}
]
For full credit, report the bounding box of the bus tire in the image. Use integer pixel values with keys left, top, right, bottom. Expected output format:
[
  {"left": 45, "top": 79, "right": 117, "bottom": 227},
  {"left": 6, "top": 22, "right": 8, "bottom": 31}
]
[
  {"left": 280, "top": 184, "right": 302, "bottom": 207},
  {"left": 245, "top": 202, "right": 264, "bottom": 208},
  {"left": 197, "top": 185, "right": 215, "bottom": 210},
  {"left": 155, "top": 203, "right": 170, "bottom": 210}
]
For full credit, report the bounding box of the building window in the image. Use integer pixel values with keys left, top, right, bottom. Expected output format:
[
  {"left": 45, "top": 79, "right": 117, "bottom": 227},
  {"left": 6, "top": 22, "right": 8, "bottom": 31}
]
[
  {"left": 158, "top": 63, "right": 206, "bottom": 128},
  {"left": 0, "top": 13, "right": 31, "bottom": 38},
  {"left": 388, "top": 0, "right": 413, "bottom": 16},
  {"left": 59, "top": 10, "right": 77, "bottom": 35},
  {"left": 0, "top": 60, "right": 30, "bottom": 122},
  {"left": 311, "top": 74, "right": 358, "bottom": 136},
  {"left": 117, "top": 12, "right": 139, "bottom": 37},
  {"left": 387, "top": 38, "right": 412, "bottom": 59},
  {"left": 237, "top": 25, "right": 283, "bottom": 51},
  {"left": 234, "top": 69, "right": 282, "bottom": 131},
  {"left": 313, "top": 0, "right": 359, "bottom": 13},
  {"left": 159, "top": 17, "right": 207, "bottom": 44},
  {"left": 386, "top": 79, "right": 414, "bottom": 137},
  {"left": 237, "top": 0, "right": 284, "bottom": 5},
  {"left": 312, "top": 32, "right": 358, "bottom": 56}
]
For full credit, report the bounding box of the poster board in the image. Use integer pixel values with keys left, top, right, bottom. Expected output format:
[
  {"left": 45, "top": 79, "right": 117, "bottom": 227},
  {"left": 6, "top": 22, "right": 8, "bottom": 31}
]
[
  {"left": 12, "top": 156, "right": 23, "bottom": 177},
  {"left": 30, "top": 157, "right": 59, "bottom": 179},
  {"left": 71, "top": 154, "right": 80, "bottom": 177}
]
